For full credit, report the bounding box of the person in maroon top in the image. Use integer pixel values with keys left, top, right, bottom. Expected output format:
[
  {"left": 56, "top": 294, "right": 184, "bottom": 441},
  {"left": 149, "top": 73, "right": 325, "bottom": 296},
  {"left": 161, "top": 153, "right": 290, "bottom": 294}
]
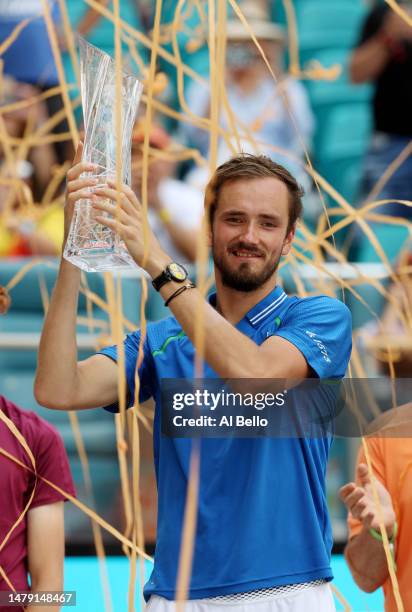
[{"left": 0, "top": 395, "right": 75, "bottom": 612}]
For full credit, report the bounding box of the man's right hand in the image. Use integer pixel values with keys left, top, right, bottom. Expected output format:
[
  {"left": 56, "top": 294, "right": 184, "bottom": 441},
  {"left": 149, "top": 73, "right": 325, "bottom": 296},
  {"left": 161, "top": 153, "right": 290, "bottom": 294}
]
[
  {"left": 64, "top": 141, "right": 99, "bottom": 245},
  {"left": 339, "top": 463, "right": 396, "bottom": 537}
]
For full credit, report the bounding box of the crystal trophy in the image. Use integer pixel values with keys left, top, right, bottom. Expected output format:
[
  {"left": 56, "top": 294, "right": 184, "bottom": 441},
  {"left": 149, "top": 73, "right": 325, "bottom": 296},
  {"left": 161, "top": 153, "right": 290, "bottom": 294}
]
[{"left": 64, "top": 37, "right": 143, "bottom": 272}]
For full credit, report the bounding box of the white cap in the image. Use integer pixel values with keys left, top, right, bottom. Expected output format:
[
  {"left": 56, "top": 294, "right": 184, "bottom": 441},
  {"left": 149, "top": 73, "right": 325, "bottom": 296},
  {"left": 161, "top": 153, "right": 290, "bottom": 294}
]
[{"left": 226, "top": 2, "right": 285, "bottom": 43}]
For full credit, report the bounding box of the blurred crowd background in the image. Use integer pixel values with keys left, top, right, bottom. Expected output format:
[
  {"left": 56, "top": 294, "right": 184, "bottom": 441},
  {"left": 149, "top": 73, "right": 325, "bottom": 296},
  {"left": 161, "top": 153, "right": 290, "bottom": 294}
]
[{"left": 1, "top": 0, "right": 412, "bottom": 556}]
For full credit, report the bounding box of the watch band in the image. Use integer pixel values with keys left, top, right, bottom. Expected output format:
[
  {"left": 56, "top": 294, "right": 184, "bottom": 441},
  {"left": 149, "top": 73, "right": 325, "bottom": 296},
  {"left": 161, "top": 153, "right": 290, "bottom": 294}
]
[
  {"left": 152, "top": 262, "right": 188, "bottom": 291},
  {"left": 152, "top": 270, "right": 172, "bottom": 291}
]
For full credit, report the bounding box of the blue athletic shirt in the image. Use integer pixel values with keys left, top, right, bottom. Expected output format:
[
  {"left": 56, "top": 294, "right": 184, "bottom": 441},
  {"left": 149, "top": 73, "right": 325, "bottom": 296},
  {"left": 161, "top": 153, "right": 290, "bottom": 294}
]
[
  {"left": 0, "top": 2, "right": 61, "bottom": 87},
  {"left": 98, "top": 285, "right": 352, "bottom": 601}
]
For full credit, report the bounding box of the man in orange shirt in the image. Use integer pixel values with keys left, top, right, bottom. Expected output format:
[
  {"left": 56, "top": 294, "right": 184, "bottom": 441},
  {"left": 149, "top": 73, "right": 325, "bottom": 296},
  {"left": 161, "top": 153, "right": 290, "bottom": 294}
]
[{"left": 339, "top": 405, "right": 412, "bottom": 612}]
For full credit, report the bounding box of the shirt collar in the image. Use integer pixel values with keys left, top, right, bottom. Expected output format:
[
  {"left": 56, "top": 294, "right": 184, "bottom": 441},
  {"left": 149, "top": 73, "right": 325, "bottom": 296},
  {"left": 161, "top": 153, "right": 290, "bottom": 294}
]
[{"left": 208, "top": 286, "right": 287, "bottom": 328}]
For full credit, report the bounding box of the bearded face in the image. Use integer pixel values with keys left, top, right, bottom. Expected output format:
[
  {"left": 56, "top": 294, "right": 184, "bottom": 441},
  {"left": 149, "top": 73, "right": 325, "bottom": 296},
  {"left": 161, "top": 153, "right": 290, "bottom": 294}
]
[
  {"left": 210, "top": 177, "right": 294, "bottom": 292},
  {"left": 212, "top": 237, "right": 284, "bottom": 292}
]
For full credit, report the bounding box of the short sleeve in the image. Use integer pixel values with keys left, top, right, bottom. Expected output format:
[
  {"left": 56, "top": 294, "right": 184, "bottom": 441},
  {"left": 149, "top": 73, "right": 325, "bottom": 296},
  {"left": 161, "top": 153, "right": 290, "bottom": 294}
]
[
  {"left": 347, "top": 439, "right": 385, "bottom": 539},
  {"left": 97, "top": 329, "right": 155, "bottom": 413},
  {"left": 357, "top": 5, "right": 388, "bottom": 46},
  {"left": 29, "top": 423, "right": 76, "bottom": 509},
  {"left": 274, "top": 296, "right": 352, "bottom": 378}
]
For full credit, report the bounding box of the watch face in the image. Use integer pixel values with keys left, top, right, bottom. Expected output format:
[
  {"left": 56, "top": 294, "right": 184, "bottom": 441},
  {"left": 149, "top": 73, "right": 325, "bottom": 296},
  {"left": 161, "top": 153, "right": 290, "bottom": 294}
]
[{"left": 168, "top": 263, "right": 187, "bottom": 281}]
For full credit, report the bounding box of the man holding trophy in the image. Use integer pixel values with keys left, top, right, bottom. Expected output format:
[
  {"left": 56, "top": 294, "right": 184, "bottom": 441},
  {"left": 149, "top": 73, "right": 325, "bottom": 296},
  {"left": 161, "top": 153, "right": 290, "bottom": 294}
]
[{"left": 35, "top": 39, "right": 352, "bottom": 612}]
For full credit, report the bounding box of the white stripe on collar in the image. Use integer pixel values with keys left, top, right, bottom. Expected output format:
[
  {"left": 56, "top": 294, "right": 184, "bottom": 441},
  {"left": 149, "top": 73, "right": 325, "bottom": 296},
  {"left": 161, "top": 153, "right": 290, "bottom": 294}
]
[{"left": 250, "top": 291, "right": 287, "bottom": 325}]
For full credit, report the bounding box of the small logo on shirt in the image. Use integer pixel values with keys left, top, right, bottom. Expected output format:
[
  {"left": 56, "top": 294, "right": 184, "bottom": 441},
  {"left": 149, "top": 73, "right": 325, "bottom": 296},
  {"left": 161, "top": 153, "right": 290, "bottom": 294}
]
[
  {"left": 305, "top": 330, "right": 331, "bottom": 363},
  {"left": 265, "top": 317, "right": 281, "bottom": 337}
]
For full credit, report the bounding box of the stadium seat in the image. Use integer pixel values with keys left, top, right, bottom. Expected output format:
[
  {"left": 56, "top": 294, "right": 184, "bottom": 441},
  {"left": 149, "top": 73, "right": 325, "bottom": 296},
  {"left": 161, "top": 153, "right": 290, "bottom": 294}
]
[
  {"left": 313, "top": 104, "right": 371, "bottom": 207},
  {"left": 65, "top": 455, "right": 123, "bottom": 542},
  {"left": 304, "top": 49, "right": 372, "bottom": 112},
  {"left": 0, "top": 257, "right": 142, "bottom": 346},
  {"left": 0, "top": 256, "right": 150, "bottom": 382},
  {"left": 317, "top": 154, "right": 364, "bottom": 207},
  {"left": 345, "top": 224, "right": 410, "bottom": 328},
  {"left": 316, "top": 103, "right": 372, "bottom": 158},
  {"left": 0, "top": 258, "right": 108, "bottom": 313},
  {"left": 1, "top": 371, "right": 117, "bottom": 450},
  {"left": 0, "top": 256, "right": 121, "bottom": 544},
  {"left": 0, "top": 259, "right": 109, "bottom": 370},
  {"left": 355, "top": 223, "right": 410, "bottom": 264},
  {"left": 296, "top": 1, "right": 367, "bottom": 56}
]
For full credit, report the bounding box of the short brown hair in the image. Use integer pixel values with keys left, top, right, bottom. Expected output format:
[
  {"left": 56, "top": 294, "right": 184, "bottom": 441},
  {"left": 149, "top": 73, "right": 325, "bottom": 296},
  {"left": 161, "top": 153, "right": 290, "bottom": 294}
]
[{"left": 205, "top": 154, "right": 304, "bottom": 233}]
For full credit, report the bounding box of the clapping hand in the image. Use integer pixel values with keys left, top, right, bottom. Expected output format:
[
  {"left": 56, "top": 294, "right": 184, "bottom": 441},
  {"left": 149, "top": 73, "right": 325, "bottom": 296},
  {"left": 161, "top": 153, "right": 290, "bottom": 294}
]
[{"left": 339, "top": 463, "right": 396, "bottom": 537}]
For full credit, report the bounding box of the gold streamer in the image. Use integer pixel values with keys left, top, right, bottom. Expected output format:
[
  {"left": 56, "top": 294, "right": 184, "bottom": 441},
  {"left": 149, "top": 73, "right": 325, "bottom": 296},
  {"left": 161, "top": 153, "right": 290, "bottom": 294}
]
[
  {"left": 2, "top": 2, "right": 412, "bottom": 609},
  {"left": 68, "top": 411, "right": 113, "bottom": 612},
  {"left": 0, "top": 19, "right": 31, "bottom": 56},
  {"left": 39, "top": 0, "right": 79, "bottom": 145},
  {"left": 385, "top": 0, "right": 412, "bottom": 26},
  {"left": 0, "top": 447, "right": 152, "bottom": 561},
  {"left": 361, "top": 439, "right": 404, "bottom": 611}
]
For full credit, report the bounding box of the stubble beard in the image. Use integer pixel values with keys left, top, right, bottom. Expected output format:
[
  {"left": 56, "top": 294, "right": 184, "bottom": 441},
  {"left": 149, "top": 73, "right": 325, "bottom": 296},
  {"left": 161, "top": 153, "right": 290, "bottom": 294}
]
[{"left": 212, "top": 243, "right": 281, "bottom": 292}]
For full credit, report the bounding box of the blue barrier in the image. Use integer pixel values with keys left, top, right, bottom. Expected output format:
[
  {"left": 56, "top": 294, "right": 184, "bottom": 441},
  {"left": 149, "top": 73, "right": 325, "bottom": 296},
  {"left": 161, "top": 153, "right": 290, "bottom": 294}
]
[{"left": 62, "top": 556, "right": 384, "bottom": 611}]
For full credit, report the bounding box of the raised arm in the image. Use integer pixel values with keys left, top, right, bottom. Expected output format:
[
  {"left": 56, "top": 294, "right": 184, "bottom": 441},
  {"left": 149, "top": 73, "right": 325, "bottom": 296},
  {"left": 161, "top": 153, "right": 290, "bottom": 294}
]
[
  {"left": 350, "top": 9, "right": 412, "bottom": 84},
  {"left": 349, "top": 36, "right": 391, "bottom": 84},
  {"left": 34, "top": 143, "right": 119, "bottom": 410},
  {"left": 89, "top": 182, "right": 350, "bottom": 380}
]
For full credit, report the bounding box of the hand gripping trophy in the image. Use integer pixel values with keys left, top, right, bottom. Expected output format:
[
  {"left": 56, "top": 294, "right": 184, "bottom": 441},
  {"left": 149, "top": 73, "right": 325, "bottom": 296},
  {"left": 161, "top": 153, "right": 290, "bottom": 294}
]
[{"left": 64, "top": 37, "right": 143, "bottom": 272}]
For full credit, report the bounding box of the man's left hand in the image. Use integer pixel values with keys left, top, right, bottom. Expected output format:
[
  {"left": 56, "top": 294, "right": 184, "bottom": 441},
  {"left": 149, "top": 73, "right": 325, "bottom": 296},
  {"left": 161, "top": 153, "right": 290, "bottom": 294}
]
[{"left": 92, "top": 180, "right": 165, "bottom": 269}]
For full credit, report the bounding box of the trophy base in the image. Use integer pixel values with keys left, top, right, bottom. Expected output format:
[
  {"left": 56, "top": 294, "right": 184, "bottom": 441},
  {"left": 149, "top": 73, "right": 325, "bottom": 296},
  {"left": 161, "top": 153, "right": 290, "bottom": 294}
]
[{"left": 63, "top": 247, "right": 138, "bottom": 273}]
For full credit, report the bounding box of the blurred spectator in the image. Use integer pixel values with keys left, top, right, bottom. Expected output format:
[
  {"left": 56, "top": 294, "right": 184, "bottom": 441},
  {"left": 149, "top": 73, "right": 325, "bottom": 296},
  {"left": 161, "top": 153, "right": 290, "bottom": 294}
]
[
  {"left": 374, "top": 251, "right": 412, "bottom": 377},
  {"left": 0, "top": 203, "right": 65, "bottom": 257},
  {"left": 1, "top": 75, "right": 58, "bottom": 198},
  {"left": 149, "top": 0, "right": 210, "bottom": 128},
  {"left": 0, "top": 394, "right": 75, "bottom": 612},
  {"left": 181, "top": 2, "right": 314, "bottom": 194},
  {"left": 0, "top": 1, "right": 60, "bottom": 86},
  {"left": 339, "top": 406, "right": 412, "bottom": 612},
  {"left": 0, "top": 167, "right": 63, "bottom": 258},
  {"left": 0, "top": 73, "right": 66, "bottom": 257},
  {"left": 350, "top": 1, "right": 412, "bottom": 218},
  {"left": 358, "top": 251, "right": 412, "bottom": 377},
  {"left": 0, "top": 0, "right": 70, "bottom": 164},
  {"left": 132, "top": 123, "right": 204, "bottom": 264},
  {"left": 0, "top": 117, "right": 205, "bottom": 260}
]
